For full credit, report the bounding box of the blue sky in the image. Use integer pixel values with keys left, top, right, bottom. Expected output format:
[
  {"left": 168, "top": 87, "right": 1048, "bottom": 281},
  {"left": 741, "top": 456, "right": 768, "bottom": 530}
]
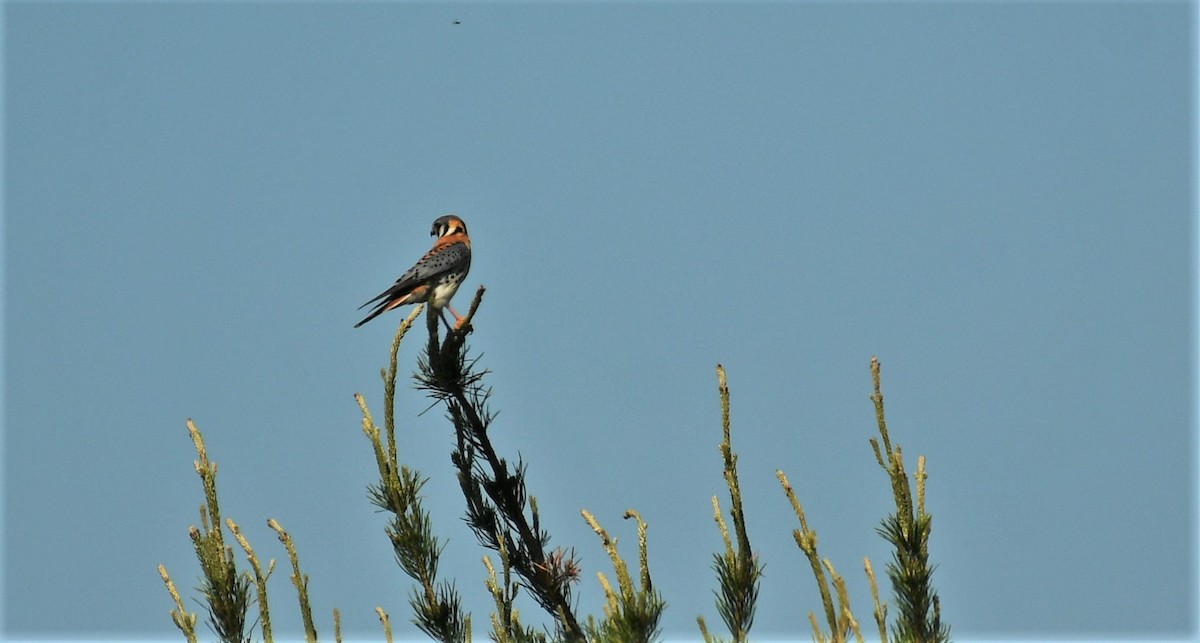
[{"left": 3, "top": 2, "right": 1195, "bottom": 641}]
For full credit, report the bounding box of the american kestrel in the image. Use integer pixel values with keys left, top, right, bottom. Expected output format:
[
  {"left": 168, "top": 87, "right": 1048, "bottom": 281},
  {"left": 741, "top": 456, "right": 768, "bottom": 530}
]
[{"left": 355, "top": 215, "right": 472, "bottom": 329}]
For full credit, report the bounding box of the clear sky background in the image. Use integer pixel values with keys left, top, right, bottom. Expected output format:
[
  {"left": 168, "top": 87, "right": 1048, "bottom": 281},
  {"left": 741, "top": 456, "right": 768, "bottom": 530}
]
[{"left": 2, "top": 2, "right": 1195, "bottom": 641}]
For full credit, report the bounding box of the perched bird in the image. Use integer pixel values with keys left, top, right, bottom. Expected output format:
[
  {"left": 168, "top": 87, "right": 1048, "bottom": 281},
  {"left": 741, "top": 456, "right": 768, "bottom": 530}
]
[{"left": 355, "top": 215, "right": 472, "bottom": 329}]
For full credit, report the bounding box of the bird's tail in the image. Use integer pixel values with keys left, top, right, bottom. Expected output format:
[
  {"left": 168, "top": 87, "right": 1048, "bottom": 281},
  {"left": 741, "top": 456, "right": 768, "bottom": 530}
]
[
  {"left": 354, "top": 288, "right": 410, "bottom": 328},
  {"left": 354, "top": 303, "right": 392, "bottom": 328}
]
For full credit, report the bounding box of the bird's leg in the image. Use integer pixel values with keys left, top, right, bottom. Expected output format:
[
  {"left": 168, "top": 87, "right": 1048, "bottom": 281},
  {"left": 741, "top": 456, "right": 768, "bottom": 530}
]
[
  {"left": 447, "top": 304, "right": 468, "bottom": 330},
  {"left": 437, "top": 308, "right": 455, "bottom": 331}
]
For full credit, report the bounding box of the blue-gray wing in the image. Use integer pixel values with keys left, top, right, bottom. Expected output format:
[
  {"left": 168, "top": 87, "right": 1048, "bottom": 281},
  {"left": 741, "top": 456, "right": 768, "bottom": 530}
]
[{"left": 392, "top": 240, "right": 471, "bottom": 290}]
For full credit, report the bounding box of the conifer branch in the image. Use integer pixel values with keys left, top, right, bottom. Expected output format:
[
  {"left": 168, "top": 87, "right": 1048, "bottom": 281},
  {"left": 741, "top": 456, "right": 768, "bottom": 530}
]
[
  {"left": 776, "top": 469, "right": 838, "bottom": 635},
  {"left": 869, "top": 357, "right": 950, "bottom": 643},
  {"left": 865, "top": 558, "right": 888, "bottom": 643},
  {"left": 824, "top": 559, "right": 864, "bottom": 643},
  {"left": 416, "top": 286, "right": 585, "bottom": 640},
  {"left": 626, "top": 510, "right": 654, "bottom": 594},
  {"left": 376, "top": 606, "right": 395, "bottom": 643},
  {"left": 580, "top": 509, "right": 666, "bottom": 641},
  {"left": 483, "top": 535, "right": 549, "bottom": 643},
  {"left": 184, "top": 420, "right": 252, "bottom": 643},
  {"left": 158, "top": 564, "right": 199, "bottom": 643},
  {"left": 697, "top": 615, "right": 723, "bottom": 643},
  {"left": 704, "top": 365, "right": 762, "bottom": 643},
  {"left": 359, "top": 305, "right": 469, "bottom": 642},
  {"left": 268, "top": 518, "right": 317, "bottom": 643},
  {"left": 227, "top": 518, "right": 274, "bottom": 643}
]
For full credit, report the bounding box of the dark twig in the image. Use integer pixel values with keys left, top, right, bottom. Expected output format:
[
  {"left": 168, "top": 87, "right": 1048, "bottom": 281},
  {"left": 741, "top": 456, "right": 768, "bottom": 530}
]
[{"left": 416, "top": 286, "right": 586, "bottom": 641}]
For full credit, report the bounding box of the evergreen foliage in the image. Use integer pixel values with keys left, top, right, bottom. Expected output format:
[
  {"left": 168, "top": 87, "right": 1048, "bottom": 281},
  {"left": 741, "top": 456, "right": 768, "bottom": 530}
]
[{"left": 160, "top": 291, "right": 948, "bottom": 643}]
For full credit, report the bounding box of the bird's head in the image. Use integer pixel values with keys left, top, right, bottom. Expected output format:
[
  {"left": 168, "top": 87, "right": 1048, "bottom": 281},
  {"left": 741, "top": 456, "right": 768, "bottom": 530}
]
[{"left": 431, "top": 215, "right": 468, "bottom": 238}]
